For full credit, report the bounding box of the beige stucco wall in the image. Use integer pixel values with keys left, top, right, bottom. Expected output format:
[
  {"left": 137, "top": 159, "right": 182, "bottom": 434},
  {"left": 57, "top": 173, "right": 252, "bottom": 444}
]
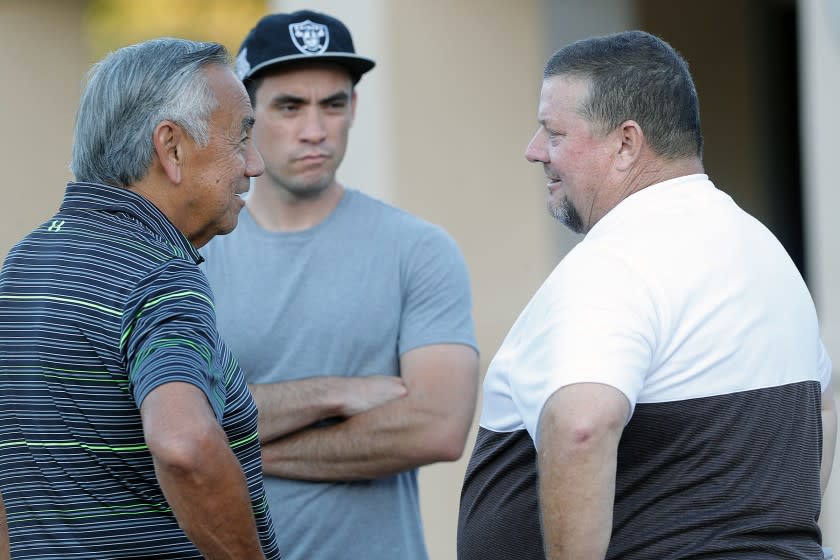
[
  {"left": 2, "top": 0, "right": 836, "bottom": 556},
  {"left": 0, "top": 0, "right": 88, "bottom": 263},
  {"left": 385, "top": 3, "right": 550, "bottom": 558}
]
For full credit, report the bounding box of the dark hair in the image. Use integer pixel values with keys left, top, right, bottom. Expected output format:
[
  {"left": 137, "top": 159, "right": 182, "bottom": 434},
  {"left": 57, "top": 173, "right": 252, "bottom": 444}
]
[
  {"left": 545, "top": 30, "right": 703, "bottom": 159},
  {"left": 71, "top": 38, "right": 230, "bottom": 187},
  {"left": 244, "top": 75, "right": 263, "bottom": 107}
]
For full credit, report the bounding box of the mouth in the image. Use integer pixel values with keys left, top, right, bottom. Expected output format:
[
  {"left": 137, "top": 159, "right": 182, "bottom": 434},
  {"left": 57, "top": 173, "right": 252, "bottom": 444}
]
[
  {"left": 546, "top": 177, "right": 562, "bottom": 191},
  {"left": 297, "top": 153, "right": 329, "bottom": 163}
]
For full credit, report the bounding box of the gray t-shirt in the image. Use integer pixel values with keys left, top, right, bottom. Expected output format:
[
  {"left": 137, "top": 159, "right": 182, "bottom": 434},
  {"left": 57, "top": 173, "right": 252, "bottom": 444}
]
[{"left": 200, "top": 188, "right": 476, "bottom": 560}]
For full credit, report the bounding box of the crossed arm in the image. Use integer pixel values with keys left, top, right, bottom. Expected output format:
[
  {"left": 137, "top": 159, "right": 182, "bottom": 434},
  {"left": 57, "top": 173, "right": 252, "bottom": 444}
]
[
  {"left": 537, "top": 383, "right": 629, "bottom": 560},
  {"left": 252, "top": 343, "right": 479, "bottom": 480},
  {"left": 141, "top": 382, "right": 266, "bottom": 560}
]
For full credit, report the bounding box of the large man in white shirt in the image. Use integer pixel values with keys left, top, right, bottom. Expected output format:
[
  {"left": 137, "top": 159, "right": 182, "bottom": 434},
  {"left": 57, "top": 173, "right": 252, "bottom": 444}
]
[{"left": 458, "top": 30, "right": 837, "bottom": 560}]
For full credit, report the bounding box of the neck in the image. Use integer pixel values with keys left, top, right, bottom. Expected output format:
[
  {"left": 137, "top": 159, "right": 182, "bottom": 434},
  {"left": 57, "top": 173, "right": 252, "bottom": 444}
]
[
  {"left": 639, "top": 156, "right": 705, "bottom": 187},
  {"left": 618, "top": 155, "right": 704, "bottom": 202},
  {"left": 583, "top": 155, "right": 704, "bottom": 234},
  {"left": 246, "top": 177, "right": 345, "bottom": 233},
  {"left": 128, "top": 174, "right": 199, "bottom": 243}
]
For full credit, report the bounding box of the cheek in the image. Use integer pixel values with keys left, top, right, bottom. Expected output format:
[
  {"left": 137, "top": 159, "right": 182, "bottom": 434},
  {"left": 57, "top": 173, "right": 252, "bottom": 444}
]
[{"left": 259, "top": 121, "right": 294, "bottom": 145}]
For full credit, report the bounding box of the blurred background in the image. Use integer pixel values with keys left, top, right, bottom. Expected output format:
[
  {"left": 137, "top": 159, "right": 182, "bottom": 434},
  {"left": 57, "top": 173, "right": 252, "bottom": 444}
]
[{"left": 1, "top": 0, "right": 838, "bottom": 557}]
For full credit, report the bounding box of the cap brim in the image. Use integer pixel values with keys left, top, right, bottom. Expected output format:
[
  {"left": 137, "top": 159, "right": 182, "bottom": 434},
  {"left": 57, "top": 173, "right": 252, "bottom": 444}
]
[{"left": 244, "top": 53, "right": 375, "bottom": 83}]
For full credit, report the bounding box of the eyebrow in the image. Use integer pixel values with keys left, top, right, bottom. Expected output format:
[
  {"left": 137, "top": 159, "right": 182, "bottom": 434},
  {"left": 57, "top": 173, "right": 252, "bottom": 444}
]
[
  {"left": 241, "top": 115, "right": 256, "bottom": 135},
  {"left": 319, "top": 91, "right": 351, "bottom": 106},
  {"left": 269, "top": 90, "right": 352, "bottom": 107}
]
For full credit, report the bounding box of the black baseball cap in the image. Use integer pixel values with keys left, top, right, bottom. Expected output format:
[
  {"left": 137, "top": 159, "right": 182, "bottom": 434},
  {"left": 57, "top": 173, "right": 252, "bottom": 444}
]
[{"left": 235, "top": 10, "right": 376, "bottom": 84}]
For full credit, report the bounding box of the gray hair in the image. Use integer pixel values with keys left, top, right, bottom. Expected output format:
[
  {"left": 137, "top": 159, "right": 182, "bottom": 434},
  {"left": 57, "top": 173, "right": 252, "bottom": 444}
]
[
  {"left": 545, "top": 30, "right": 703, "bottom": 160},
  {"left": 71, "top": 38, "right": 230, "bottom": 187}
]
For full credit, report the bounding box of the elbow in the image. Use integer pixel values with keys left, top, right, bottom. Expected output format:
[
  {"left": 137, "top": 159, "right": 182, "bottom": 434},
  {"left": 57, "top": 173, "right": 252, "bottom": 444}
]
[
  {"left": 436, "top": 441, "right": 466, "bottom": 462},
  {"left": 147, "top": 424, "right": 224, "bottom": 475},
  {"left": 426, "top": 423, "right": 470, "bottom": 463},
  {"left": 542, "top": 414, "right": 617, "bottom": 453}
]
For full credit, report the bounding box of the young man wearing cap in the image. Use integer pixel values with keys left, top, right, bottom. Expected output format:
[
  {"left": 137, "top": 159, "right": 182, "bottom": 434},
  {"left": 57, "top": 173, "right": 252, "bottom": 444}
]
[{"left": 200, "top": 10, "right": 480, "bottom": 560}]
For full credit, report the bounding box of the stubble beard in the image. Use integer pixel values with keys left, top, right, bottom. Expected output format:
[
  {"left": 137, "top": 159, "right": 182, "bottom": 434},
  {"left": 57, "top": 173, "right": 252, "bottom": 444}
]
[{"left": 549, "top": 195, "right": 585, "bottom": 234}]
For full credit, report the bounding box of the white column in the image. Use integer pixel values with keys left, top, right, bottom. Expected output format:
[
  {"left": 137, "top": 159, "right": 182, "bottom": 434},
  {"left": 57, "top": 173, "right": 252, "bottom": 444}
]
[{"left": 799, "top": 0, "right": 840, "bottom": 545}]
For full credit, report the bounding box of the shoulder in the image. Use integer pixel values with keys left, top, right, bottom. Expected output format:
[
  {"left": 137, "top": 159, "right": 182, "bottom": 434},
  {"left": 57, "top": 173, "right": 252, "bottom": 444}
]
[
  {"left": 345, "top": 188, "right": 462, "bottom": 254},
  {"left": 42, "top": 208, "right": 204, "bottom": 292},
  {"left": 125, "top": 257, "right": 213, "bottom": 317},
  {"left": 545, "top": 240, "right": 656, "bottom": 313},
  {"left": 556, "top": 240, "right": 640, "bottom": 284},
  {"left": 345, "top": 189, "right": 437, "bottom": 232}
]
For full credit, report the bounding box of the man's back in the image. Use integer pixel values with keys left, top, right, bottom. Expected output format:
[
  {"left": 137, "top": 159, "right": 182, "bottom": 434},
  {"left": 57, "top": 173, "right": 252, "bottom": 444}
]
[
  {"left": 599, "top": 175, "right": 826, "bottom": 557},
  {"left": 0, "top": 183, "right": 279, "bottom": 559}
]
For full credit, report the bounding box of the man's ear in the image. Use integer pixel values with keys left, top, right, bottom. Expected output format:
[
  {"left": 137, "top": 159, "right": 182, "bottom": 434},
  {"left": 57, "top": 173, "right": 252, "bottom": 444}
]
[
  {"left": 615, "top": 120, "right": 645, "bottom": 172},
  {"left": 152, "top": 120, "right": 185, "bottom": 184},
  {"left": 349, "top": 90, "right": 358, "bottom": 127}
]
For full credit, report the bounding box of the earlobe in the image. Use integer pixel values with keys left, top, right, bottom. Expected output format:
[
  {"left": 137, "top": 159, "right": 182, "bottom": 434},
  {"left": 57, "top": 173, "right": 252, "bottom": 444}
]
[
  {"left": 615, "top": 120, "right": 644, "bottom": 171},
  {"left": 153, "top": 121, "right": 183, "bottom": 184},
  {"left": 350, "top": 90, "right": 358, "bottom": 126}
]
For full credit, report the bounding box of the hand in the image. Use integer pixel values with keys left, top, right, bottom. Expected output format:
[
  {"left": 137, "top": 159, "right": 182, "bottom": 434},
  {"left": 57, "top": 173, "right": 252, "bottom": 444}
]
[{"left": 339, "top": 375, "right": 407, "bottom": 417}]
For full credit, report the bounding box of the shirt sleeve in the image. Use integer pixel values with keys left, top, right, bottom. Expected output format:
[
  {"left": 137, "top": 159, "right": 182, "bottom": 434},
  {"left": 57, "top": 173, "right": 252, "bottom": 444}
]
[
  {"left": 121, "top": 258, "right": 227, "bottom": 422},
  {"left": 508, "top": 246, "right": 658, "bottom": 445},
  {"left": 397, "top": 224, "right": 478, "bottom": 356}
]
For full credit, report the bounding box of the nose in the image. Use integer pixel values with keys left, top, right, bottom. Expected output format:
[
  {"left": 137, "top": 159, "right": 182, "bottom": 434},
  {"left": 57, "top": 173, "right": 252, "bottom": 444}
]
[
  {"left": 245, "top": 141, "right": 264, "bottom": 178},
  {"left": 525, "top": 128, "right": 548, "bottom": 164},
  {"left": 300, "top": 107, "right": 327, "bottom": 144}
]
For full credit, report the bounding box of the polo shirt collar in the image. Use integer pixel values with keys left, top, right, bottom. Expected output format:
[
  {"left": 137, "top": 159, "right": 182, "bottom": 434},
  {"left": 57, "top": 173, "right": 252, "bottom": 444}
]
[{"left": 60, "top": 182, "right": 203, "bottom": 264}]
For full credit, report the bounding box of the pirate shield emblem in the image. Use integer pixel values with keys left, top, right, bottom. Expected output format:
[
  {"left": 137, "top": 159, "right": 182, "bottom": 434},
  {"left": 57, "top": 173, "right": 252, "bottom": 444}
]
[{"left": 289, "top": 20, "right": 330, "bottom": 55}]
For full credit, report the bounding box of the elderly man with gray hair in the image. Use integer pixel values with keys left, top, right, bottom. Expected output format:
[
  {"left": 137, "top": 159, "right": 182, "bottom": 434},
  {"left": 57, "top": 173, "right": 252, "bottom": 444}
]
[{"left": 0, "top": 38, "right": 279, "bottom": 559}]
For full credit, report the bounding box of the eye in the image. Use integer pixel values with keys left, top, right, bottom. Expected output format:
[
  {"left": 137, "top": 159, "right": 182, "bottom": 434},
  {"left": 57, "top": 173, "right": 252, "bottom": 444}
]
[
  {"left": 325, "top": 99, "right": 349, "bottom": 113},
  {"left": 275, "top": 102, "right": 299, "bottom": 114},
  {"left": 545, "top": 127, "right": 565, "bottom": 143}
]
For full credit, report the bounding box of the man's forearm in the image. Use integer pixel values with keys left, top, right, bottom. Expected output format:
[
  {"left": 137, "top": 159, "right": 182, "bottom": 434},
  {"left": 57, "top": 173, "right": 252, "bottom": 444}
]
[
  {"left": 537, "top": 384, "right": 628, "bottom": 560},
  {"left": 142, "top": 382, "right": 266, "bottom": 560},
  {"left": 261, "top": 392, "right": 459, "bottom": 480},
  {"left": 538, "top": 436, "right": 617, "bottom": 560},
  {"left": 154, "top": 430, "right": 266, "bottom": 560},
  {"left": 250, "top": 378, "right": 345, "bottom": 443},
  {"left": 250, "top": 375, "right": 406, "bottom": 443},
  {"left": 259, "top": 345, "right": 478, "bottom": 481},
  {"left": 155, "top": 454, "right": 265, "bottom": 560}
]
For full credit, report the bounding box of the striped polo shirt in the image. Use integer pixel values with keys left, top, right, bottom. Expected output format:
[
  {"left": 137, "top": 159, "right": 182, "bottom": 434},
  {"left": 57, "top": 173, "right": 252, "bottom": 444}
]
[{"left": 0, "top": 182, "right": 281, "bottom": 559}]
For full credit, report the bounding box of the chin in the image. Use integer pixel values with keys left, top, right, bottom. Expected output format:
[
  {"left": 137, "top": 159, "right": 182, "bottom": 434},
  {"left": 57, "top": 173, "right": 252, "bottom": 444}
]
[
  {"left": 287, "top": 182, "right": 332, "bottom": 199},
  {"left": 217, "top": 214, "right": 241, "bottom": 236}
]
